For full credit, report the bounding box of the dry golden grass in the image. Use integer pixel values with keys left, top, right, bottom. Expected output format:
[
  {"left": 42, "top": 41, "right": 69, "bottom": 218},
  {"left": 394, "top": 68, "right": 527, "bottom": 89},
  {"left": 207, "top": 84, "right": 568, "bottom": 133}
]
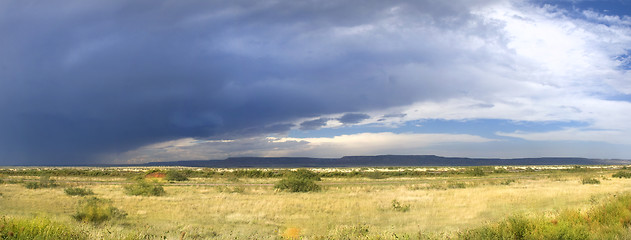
[{"left": 1, "top": 169, "right": 631, "bottom": 239}]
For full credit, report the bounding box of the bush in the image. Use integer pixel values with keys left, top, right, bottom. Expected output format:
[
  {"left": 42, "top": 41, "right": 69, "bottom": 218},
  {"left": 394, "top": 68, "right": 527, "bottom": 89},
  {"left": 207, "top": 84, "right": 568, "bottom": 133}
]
[
  {"left": 72, "top": 197, "right": 126, "bottom": 224},
  {"left": 287, "top": 169, "right": 321, "bottom": 181},
  {"left": 274, "top": 178, "right": 321, "bottom": 192},
  {"left": 124, "top": 180, "right": 165, "bottom": 196},
  {"left": 458, "top": 194, "right": 631, "bottom": 239},
  {"left": 466, "top": 167, "right": 486, "bottom": 176},
  {"left": 613, "top": 171, "right": 631, "bottom": 178},
  {"left": 24, "top": 175, "right": 58, "bottom": 189},
  {"left": 24, "top": 181, "right": 40, "bottom": 189},
  {"left": 165, "top": 170, "right": 188, "bottom": 181},
  {"left": 64, "top": 187, "right": 94, "bottom": 196},
  {"left": 582, "top": 177, "right": 600, "bottom": 184},
  {"left": 391, "top": 199, "right": 410, "bottom": 212},
  {"left": 0, "top": 216, "right": 87, "bottom": 239}
]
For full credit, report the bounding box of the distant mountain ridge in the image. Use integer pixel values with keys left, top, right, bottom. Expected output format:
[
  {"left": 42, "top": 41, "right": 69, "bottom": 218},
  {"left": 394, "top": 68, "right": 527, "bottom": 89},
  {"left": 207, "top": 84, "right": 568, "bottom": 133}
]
[{"left": 142, "top": 155, "right": 631, "bottom": 168}]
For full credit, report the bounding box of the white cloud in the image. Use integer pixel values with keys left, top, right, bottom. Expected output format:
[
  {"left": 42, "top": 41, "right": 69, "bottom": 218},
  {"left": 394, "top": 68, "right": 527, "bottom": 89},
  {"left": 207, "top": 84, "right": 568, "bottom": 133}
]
[
  {"left": 497, "top": 128, "right": 629, "bottom": 144},
  {"left": 328, "top": 2, "right": 631, "bottom": 146},
  {"left": 119, "top": 132, "right": 494, "bottom": 163}
]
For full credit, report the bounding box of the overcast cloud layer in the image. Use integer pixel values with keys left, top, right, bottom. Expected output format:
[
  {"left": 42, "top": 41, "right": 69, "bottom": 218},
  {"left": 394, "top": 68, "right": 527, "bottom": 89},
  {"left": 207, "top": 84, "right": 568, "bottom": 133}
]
[{"left": 1, "top": 0, "right": 630, "bottom": 165}]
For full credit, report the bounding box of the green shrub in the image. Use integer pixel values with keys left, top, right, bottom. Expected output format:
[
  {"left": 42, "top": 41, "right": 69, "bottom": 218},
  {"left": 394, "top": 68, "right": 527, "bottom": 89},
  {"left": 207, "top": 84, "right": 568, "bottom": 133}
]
[
  {"left": 0, "top": 216, "right": 87, "bottom": 239},
  {"left": 287, "top": 169, "right": 321, "bottom": 181},
  {"left": 64, "top": 187, "right": 94, "bottom": 196},
  {"left": 612, "top": 171, "right": 631, "bottom": 178},
  {"left": 24, "top": 175, "right": 58, "bottom": 189},
  {"left": 165, "top": 170, "right": 188, "bottom": 181},
  {"left": 466, "top": 167, "right": 486, "bottom": 176},
  {"left": 274, "top": 178, "right": 321, "bottom": 192},
  {"left": 124, "top": 180, "right": 165, "bottom": 196},
  {"left": 72, "top": 197, "right": 126, "bottom": 224},
  {"left": 582, "top": 177, "right": 600, "bottom": 184},
  {"left": 24, "top": 181, "right": 40, "bottom": 189},
  {"left": 391, "top": 199, "right": 410, "bottom": 212},
  {"left": 458, "top": 194, "right": 631, "bottom": 239}
]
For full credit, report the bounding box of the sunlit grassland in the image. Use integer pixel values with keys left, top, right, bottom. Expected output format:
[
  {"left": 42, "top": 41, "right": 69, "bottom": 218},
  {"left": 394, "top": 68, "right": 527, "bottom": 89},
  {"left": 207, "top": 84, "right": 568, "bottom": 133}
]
[{"left": 1, "top": 166, "right": 631, "bottom": 239}]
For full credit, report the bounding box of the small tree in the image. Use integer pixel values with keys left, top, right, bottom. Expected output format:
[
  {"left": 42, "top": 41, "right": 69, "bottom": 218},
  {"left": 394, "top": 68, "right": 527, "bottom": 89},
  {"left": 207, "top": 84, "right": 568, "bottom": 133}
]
[
  {"left": 165, "top": 170, "right": 188, "bottom": 181},
  {"left": 72, "top": 197, "right": 126, "bottom": 224},
  {"left": 275, "top": 169, "right": 321, "bottom": 192},
  {"left": 124, "top": 180, "right": 165, "bottom": 196}
]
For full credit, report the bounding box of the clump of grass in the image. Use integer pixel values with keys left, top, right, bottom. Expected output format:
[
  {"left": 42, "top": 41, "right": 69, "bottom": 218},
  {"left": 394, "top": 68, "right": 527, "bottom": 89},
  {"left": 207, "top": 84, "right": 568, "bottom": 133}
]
[
  {"left": 391, "top": 199, "right": 410, "bottom": 212},
  {"left": 165, "top": 170, "right": 188, "bottom": 181},
  {"left": 500, "top": 179, "right": 515, "bottom": 185},
  {"left": 458, "top": 194, "right": 631, "bottom": 239},
  {"left": 448, "top": 182, "right": 467, "bottom": 189},
  {"left": 24, "top": 175, "right": 58, "bottom": 189},
  {"left": 466, "top": 167, "right": 486, "bottom": 176},
  {"left": 124, "top": 180, "right": 165, "bottom": 196},
  {"left": 425, "top": 183, "right": 447, "bottom": 190},
  {"left": 282, "top": 227, "right": 301, "bottom": 239},
  {"left": 581, "top": 177, "right": 600, "bottom": 184},
  {"left": 215, "top": 185, "right": 245, "bottom": 193},
  {"left": 0, "top": 216, "right": 87, "bottom": 239},
  {"left": 364, "top": 171, "right": 388, "bottom": 179},
  {"left": 64, "top": 187, "right": 94, "bottom": 196},
  {"left": 612, "top": 171, "right": 631, "bottom": 178},
  {"left": 72, "top": 197, "right": 126, "bottom": 224},
  {"left": 275, "top": 178, "right": 321, "bottom": 192}
]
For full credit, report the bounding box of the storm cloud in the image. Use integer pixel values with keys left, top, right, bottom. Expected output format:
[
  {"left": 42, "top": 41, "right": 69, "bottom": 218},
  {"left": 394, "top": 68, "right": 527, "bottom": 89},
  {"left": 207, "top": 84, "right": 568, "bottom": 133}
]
[
  {"left": 299, "top": 118, "right": 330, "bottom": 131},
  {"left": 0, "top": 0, "right": 505, "bottom": 165},
  {"left": 2, "top": 0, "right": 631, "bottom": 165}
]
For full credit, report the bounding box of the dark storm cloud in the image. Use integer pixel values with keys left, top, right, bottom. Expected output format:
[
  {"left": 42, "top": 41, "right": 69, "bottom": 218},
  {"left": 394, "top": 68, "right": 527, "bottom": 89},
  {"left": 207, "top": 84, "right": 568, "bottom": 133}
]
[
  {"left": 0, "top": 0, "right": 502, "bottom": 165},
  {"left": 338, "top": 113, "right": 370, "bottom": 124},
  {"left": 300, "top": 118, "right": 330, "bottom": 130}
]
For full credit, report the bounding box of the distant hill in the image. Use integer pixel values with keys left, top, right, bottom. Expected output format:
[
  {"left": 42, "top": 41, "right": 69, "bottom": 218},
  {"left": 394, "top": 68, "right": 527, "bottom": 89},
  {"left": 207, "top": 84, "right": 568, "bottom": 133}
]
[{"left": 142, "top": 155, "right": 631, "bottom": 168}]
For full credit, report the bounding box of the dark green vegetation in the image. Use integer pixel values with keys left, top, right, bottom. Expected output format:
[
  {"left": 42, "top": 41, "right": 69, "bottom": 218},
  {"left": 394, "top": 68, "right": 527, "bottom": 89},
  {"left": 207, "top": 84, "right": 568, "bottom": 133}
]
[
  {"left": 0, "top": 216, "right": 87, "bottom": 239},
  {"left": 64, "top": 187, "right": 94, "bottom": 196},
  {"left": 165, "top": 170, "right": 188, "bottom": 181},
  {"left": 274, "top": 169, "right": 322, "bottom": 192},
  {"left": 274, "top": 178, "right": 321, "bottom": 192},
  {"left": 72, "top": 197, "right": 127, "bottom": 224},
  {"left": 582, "top": 177, "right": 601, "bottom": 185},
  {"left": 23, "top": 175, "right": 58, "bottom": 189},
  {"left": 458, "top": 193, "right": 631, "bottom": 240},
  {"left": 124, "top": 180, "right": 166, "bottom": 196},
  {"left": 0, "top": 165, "right": 626, "bottom": 181},
  {"left": 613, "top": 171, "right": 631, "bottom": 178}
]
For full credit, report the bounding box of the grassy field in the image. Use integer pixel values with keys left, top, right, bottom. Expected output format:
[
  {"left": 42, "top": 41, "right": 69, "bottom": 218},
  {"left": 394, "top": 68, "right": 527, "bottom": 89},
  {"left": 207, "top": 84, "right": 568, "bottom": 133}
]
[{"left": 1, "top": 166, "right": 631, "bottom": 239}]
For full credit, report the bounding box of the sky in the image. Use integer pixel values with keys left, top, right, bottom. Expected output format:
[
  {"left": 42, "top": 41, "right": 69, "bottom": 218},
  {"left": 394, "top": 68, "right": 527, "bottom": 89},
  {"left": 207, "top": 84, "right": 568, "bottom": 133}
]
[{"left": 1, "top": 0, "right": 631, "bottom": 165}]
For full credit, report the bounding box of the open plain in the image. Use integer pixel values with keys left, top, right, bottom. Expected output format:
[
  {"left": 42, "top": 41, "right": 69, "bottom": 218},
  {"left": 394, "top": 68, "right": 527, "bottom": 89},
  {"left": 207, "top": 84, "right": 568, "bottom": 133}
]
[{"left": 2, "top": 166, "right": 631, "bottom": 239}]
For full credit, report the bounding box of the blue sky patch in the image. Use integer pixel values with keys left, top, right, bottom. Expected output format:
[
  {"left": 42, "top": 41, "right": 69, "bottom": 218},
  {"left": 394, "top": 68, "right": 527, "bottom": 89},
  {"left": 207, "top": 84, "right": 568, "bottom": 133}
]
[{"left": 289, "top": 119, "right": 589, "bottom": 139}]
